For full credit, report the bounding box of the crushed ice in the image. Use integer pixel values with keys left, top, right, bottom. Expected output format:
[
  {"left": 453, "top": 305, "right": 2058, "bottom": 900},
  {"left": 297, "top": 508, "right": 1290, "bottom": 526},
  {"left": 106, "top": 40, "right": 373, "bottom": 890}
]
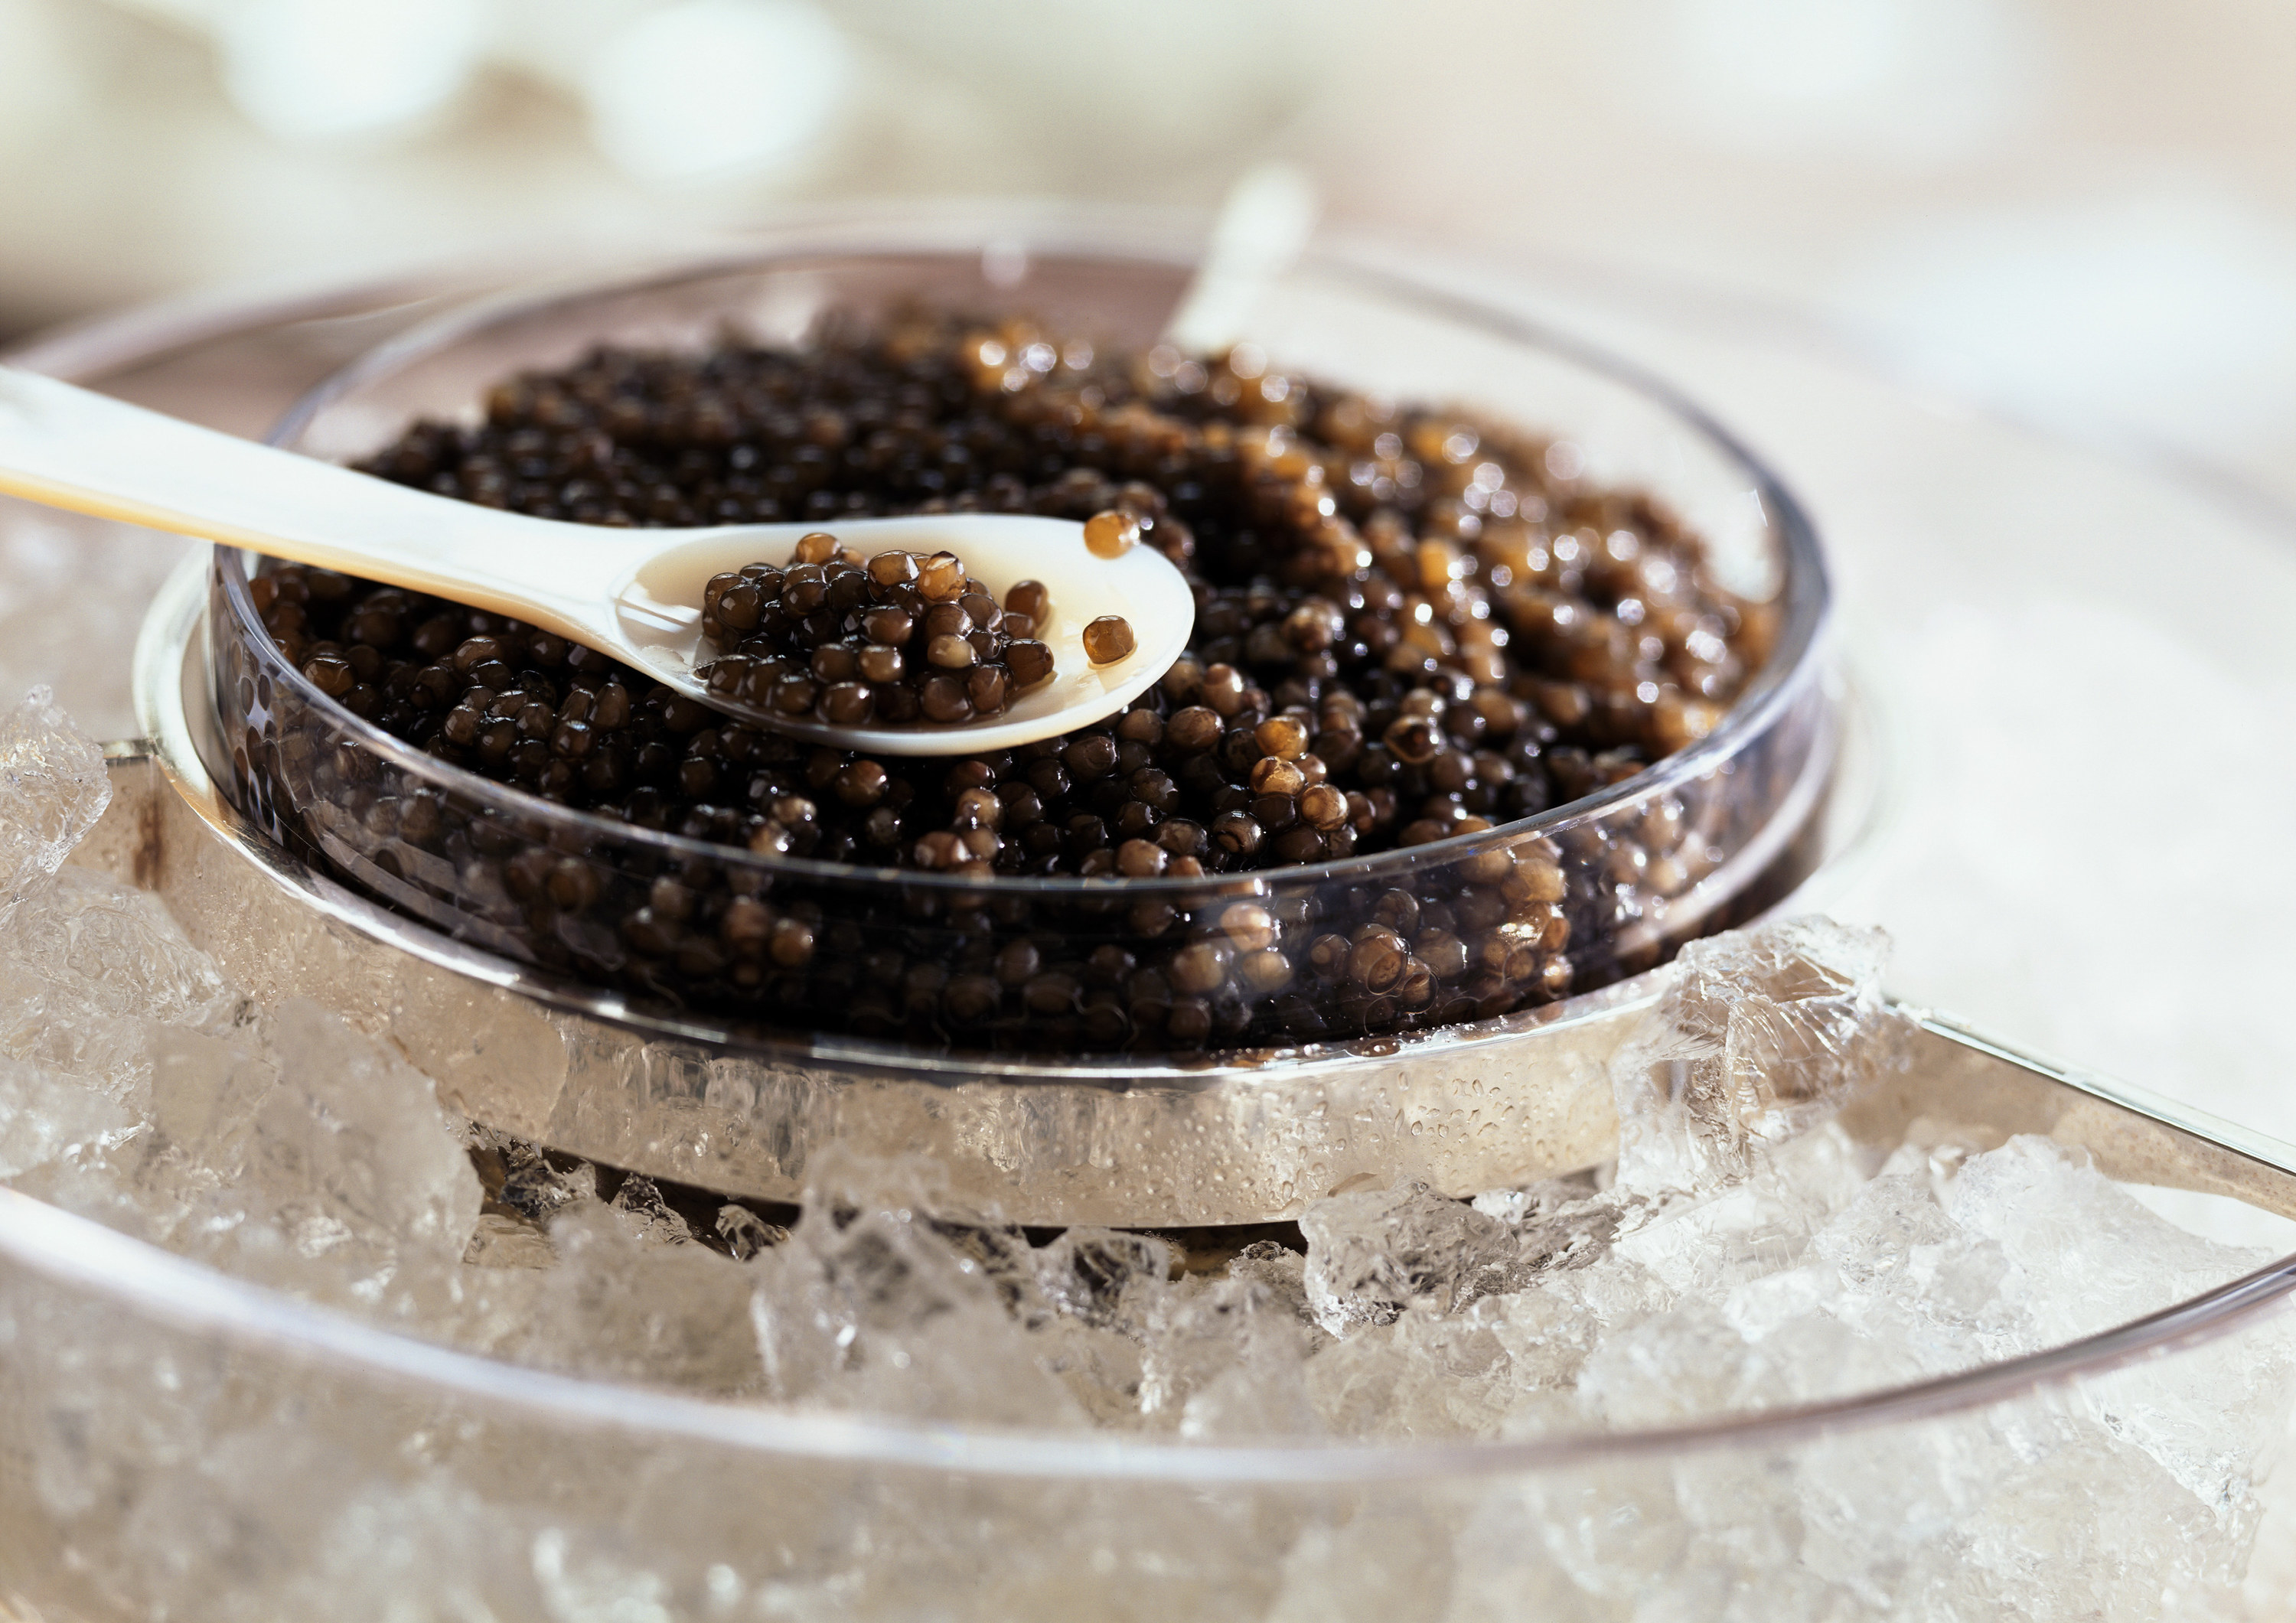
[
  {"left": 2, "top": 691, "right": 2293, "bottom": 1618},
  {"left": 0, "top": 686, "right": 109, "bottom": 914},
  {"left": 0, "top": 693, "right": 2279, "bottom": 1429}
]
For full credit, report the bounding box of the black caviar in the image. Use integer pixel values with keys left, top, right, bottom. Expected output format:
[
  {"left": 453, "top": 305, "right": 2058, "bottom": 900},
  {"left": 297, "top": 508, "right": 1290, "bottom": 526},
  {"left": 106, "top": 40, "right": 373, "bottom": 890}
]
[
  {"left": 696, "top": 533, "right": 1056, "bottom": 728},
  {"left": 223, "top": 308, "right": 1805, "bottom": 1054},
  {"left": 256, "top": 312, "right": 1768, "bottom": 882}
]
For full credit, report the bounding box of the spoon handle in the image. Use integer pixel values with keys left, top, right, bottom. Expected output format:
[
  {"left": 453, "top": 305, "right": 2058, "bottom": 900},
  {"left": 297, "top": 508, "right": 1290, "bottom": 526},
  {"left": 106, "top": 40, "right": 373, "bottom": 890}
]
[{"left": 0, "top": 366, "right": 628, "bottom": 644}]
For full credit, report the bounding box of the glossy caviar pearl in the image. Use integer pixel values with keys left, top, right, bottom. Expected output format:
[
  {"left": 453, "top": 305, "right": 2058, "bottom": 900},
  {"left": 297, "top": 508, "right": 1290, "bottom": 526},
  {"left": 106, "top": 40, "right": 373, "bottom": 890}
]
[
  {"left": 698, "top": 538, "right": 1045, "bottom": 728},
  {"left": 1083, "top": 508, "right": 1142, "bottom": 558},
  {"left": 1082, "top": 615, "right": 1137, "bottom": 666}
]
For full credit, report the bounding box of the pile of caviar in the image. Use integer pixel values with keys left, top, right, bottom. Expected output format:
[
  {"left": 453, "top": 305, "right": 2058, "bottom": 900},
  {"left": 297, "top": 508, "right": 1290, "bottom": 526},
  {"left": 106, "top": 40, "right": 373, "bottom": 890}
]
[
  {"left": 697, "top": 533, "right": 1057, "bottom": 727},
  {"left": 262, "top": 311, "right": 1769, "bottom": 880}
]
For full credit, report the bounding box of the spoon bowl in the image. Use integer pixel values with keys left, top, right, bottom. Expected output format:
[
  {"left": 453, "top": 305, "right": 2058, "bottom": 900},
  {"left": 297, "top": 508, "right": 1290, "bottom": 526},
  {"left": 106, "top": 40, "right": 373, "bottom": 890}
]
[
  {"left": 0, "top": 366, "right": 1193, "bottom": 755},
  {"left": 612, "top": 514, "right": 1191, "bottom": 753}
]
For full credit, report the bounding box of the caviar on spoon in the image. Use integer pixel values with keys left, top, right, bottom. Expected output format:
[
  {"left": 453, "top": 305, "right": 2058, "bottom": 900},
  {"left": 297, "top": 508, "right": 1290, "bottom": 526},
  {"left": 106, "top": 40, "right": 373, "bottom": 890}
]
[{"left": 0, "top": 365, "right": 1192, "bottom": 754}]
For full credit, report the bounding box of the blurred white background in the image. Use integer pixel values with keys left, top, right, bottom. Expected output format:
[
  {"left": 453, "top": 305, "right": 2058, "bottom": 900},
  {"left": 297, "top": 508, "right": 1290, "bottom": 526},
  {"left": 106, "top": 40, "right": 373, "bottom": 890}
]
[
  {"left": 6, "top": 0, "right": 2296, "bottom": 1165},
  {"left": 5, "top": 0, "right": 2296, "bottom": 499}
]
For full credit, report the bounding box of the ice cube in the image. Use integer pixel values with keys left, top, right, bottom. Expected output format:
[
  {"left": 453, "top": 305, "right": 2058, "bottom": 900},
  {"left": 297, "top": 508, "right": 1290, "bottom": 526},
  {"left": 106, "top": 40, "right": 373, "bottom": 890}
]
[
  {"left": 1482, "top": 1255, "right": 1672, "bottom": 1412},
  {"left": 147, "top": 1022, "right": 274, "bottom": 1166},
  {"left": 462, "top": 1211, "right": 556, "bottom": 1269},
  {"left": 468, "top": 1123, "right": 600, "bottom": 1227},
  {"left": 1941, "top": 1135, "right": 2295, "bottom": 1507},
  {"left": 1609, "top": 917, "right": 1903, "bottom": 1200},
  {"left": 1225, "top": 1237, "right": 1317, "bottom": 1323},
  {"left": 1024, "top": 1227, "right": 1173, "bottom": 1426},
  {"left": 1031, "top": 1227, "right": 1172, "bottom": 1334},
  {"left": 0, "top": 1051, "right": 140, "bottom": 1185},
  {"left": 1612, "top": 1120, "right": 1882, "bottom": 1303},
  {"left": 1801, "top": 1168, "right": 2011, "bottom": 1367},
  {"left": 1302, "top": 1293, "right": 1524, "bottom": 1440},
  {"left": 249, "top": 1000, "right": 480, "bottom": 1264},
  {"left": 608, "top": 1172, "right": 695, "bottom": 1247},
  {"left": 1140, "top": 1247, "right": 1322, "bottom": 1438},
  {"left": 747, "top": 1150, "right": 1088, "bottom": 1426},
  {"left": 1570, "top": 1299, "right": 1756, "bottom": 1427},
  {"left": 1263, "top": 1502, "right": 1469, "bottom": 1623},
  {"left": 1945, "top": 1135, "right": 2274, "bottom": 1344},
  {"left": 1300, "top": 1181, "right": 1522, "bottom": 1337},
  {"left": 0, "top": 686, "right": 109, "bottom": 912},
  {"left": 713, "top": 1203, "right": 787, "bottom": 1262},
  {"left": 143, "top": 999, "right": 487, "bottom": 1325},
  {"left": 0, "top": 867, "right": 235, "bottom": 1093},
  {"left": 0, "top": 863, "right": 244, "bottom": 1233},
  {"left": 510, "top": 1203, "right": 764, "bottom": 1392}
]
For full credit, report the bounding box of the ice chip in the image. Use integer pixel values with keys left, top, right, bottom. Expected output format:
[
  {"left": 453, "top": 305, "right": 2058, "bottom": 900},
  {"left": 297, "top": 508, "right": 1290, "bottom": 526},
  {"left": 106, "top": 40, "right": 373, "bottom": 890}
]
[
  {"left": 608, "top": 1172, "right": 696, "bottom": 1247},
  {"left": 748, "top": 1150, "right": 1086, "bottom": 1426},
  {"left": 469, "top": 1123, "right": 601, "bottom": 1227},
  {"left": 2, "top": 903, "right": 2289, "bottom": 1615},
  {"left": 515, "top": 1203, "right": 764, "bottom": 1391},
  {"left": 0, "top": 867, "right": 235, "bottom": 1092},
  {"left": 462, "top": 1211, "right": 556, "bottom": 1269},
  {"left": 227, "top": 999, "right": 482, "bottom": 1305},
  {"left": 713, "top": 1202, "right": 787, "bottom": 1262},
  {"left": 1139, "top": 1245, "right": 1321, "bottom": 1435},
  {"left": 0, "top": 686, "right": 109, "bottom": 911},
  {"left": 1301, "top": 1181, "right": 1522, "bottom": 1337},
  {"left": 1609, "top": 917, "right": 1904, "bottom": 1199},
  {"left": 0, "top": 1051, "right": 140, "bottom": 1185}
]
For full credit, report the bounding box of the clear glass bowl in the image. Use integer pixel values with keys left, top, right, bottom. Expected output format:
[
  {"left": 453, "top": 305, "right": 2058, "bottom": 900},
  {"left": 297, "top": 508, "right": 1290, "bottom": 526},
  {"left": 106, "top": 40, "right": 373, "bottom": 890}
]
[
  {"left": 10, "top": 244, "right": 2296, "bottom": 1623},
  {"left": 206, "top": 233, "right": 1834, "bottom": 1057}
]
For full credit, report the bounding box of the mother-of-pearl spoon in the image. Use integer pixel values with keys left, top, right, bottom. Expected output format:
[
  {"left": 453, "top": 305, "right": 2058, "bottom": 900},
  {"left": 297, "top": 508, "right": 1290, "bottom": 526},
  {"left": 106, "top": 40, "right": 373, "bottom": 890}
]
[{"left": 0, "top": 365, "right": 1193, "bottom": 755}]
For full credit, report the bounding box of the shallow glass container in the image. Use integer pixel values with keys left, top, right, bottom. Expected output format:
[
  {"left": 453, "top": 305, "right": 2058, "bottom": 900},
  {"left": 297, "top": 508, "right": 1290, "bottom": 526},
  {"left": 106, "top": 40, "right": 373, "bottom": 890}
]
[{"left": 206, "top": 236, "right": 1835, "bottom": 1059}]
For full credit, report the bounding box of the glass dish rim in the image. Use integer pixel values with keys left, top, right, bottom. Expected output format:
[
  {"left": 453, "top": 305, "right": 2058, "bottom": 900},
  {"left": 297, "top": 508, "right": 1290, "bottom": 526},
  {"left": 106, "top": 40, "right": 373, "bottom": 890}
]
[
  {"left": 217, "top": 230, "right": 1835, "bottom": 900},
  {"left": 3, "top": 1008, "right": 2292, "bottom": 1488}
]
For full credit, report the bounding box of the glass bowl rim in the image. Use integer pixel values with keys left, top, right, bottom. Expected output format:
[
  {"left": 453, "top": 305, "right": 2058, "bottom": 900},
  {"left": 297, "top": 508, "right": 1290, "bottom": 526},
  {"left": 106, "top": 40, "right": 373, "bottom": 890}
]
[{"left": 218, "top": 230, "right": 1835, "bottom": 899}]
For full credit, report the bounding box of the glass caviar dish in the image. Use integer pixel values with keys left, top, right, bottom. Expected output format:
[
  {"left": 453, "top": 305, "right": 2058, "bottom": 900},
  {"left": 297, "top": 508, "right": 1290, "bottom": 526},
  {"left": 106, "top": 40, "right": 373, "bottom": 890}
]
[{"left": 206, "top": 234, "right": 1835, "bottom": 1058}]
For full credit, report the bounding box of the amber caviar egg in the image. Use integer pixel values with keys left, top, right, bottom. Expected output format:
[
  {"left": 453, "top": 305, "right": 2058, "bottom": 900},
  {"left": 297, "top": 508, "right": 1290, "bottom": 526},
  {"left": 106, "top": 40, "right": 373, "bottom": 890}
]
[
  {"left": 696, "top": 538, "right": 1053, "bottom": 729},
  {"left": 290, "top": 311, "right": 1768, "bottom": 890},
  {"left": 1082, "top": 508, "right": 1141, "bottom": 559},
  {"left": 1081, "top": 615, "right": 1137, "bottom": 666}
]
